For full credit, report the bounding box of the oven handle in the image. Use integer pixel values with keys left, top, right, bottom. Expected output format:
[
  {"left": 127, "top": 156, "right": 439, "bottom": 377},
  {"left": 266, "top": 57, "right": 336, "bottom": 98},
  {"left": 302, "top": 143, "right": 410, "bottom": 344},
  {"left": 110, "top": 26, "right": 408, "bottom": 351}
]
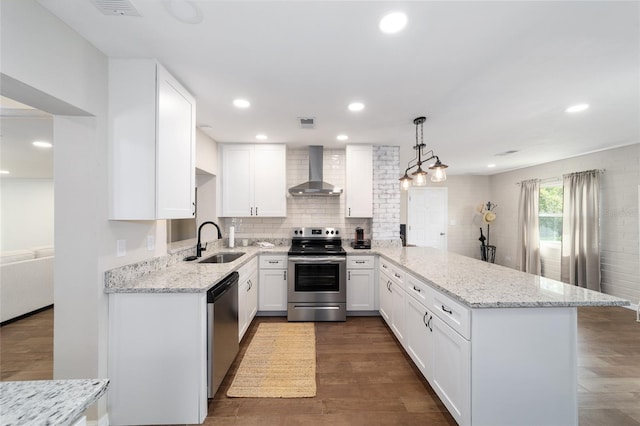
[
  {"left": 293, "top": 305, "right": 341, "bottom": 310},
  {"left": 288, "top": 256, "right": 346, "bottom": 263}
]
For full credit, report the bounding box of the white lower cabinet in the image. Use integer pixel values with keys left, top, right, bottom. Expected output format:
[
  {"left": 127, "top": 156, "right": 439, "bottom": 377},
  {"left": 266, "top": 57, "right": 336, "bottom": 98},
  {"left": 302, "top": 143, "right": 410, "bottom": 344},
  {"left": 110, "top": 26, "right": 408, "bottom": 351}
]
[
  {"left": 390, "top": 282, "right": 406, "bottom": 344},
  {"left": 405, "top": 292, "right": 471, "bottom": 425},
  {"left": 258, "top": 255, "right": 287, "bottom": 312},
  {"left": 378, "top": 272, "right": 392, "bottom": 322},
  {"left": 379, "top": 259, "right": 405, "bottom": 342},
  {"left": 347, "top": 268, "right": 375, "bottom": 310},
  {"left": 347, "top": 255, "right": 376, "bottom": 311},
  {"left": 430, "top": 313, "right": 471, "bottom": 425},
  {"left": 378, "top": 273, "right": 393, "bottom": 324},
  {"left": 108, "top": 292, "right": 207, "bottom": 425},
  {"left": 238, "top": 258, "right": 258, "bottom": 341},
  {"left": 379, "top": 260, "right": 471, "bottom": 425},
  {"left": 405, "top": 295, "right": 433, "bottom": 379}
]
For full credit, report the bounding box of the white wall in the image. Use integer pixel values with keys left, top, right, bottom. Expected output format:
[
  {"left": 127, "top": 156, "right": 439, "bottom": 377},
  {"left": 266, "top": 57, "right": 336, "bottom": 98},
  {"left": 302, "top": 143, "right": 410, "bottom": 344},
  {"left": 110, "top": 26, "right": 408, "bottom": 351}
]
[
  {"left": 0, "top": 179, "right": 54, "bottom": 250},
  {"left": 1, "top": 1, "right": 167, "bottom": 422},
  {"left": 489, "top": 144, "right": 640, "bottom": 302},
  {"left": 195, "top": 129, "right": 220, "bottom": 242},
  {"left": 195, "top": 128, "right": 218, "bottom": 176},
  {"left": 403, "top": 175, "right": 491, "bottom": 258}
]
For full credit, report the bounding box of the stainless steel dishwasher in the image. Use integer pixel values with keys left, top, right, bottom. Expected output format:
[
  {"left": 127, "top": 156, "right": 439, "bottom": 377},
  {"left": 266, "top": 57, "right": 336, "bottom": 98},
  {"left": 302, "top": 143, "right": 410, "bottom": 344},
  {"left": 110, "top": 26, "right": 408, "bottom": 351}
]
[{"left": 207, "top": 271, "right": 239, "bottom": 398}]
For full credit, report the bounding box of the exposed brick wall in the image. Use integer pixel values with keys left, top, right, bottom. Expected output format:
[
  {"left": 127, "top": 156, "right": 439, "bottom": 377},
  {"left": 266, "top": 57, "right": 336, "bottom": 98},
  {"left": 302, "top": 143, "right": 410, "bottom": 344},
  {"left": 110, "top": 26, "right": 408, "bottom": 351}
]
[{"left": 372, "top": 146, "right": 401, "bottom": 245}]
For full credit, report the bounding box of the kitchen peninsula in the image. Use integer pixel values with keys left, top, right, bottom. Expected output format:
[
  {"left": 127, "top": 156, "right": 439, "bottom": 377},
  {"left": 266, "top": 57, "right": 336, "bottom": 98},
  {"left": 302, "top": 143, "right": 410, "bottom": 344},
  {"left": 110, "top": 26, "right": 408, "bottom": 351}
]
[{"left": 105, "top": 246, "right": 628, "bottom": 426}]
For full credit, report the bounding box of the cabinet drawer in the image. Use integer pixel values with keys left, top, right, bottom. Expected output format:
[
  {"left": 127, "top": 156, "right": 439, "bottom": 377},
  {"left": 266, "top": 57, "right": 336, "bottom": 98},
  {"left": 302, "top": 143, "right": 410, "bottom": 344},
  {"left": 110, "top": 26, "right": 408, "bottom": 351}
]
[
  {"left": 259, "top": 255, "right": 287, "bottom": 269},
  {"left": 405, "top": 273, "right": 432, "bottom": 307},
  {"left": 238, "top": 257, "right": 258, "bottom": 278},
  {"left": 429, "top": 289, "right": 470, "bottom": 339},
  {"left": 380, "top": 259, "right": 404, "bottom": 285},
  {"left": 348, "top": 255, "right": 374, "bottom": 269}
]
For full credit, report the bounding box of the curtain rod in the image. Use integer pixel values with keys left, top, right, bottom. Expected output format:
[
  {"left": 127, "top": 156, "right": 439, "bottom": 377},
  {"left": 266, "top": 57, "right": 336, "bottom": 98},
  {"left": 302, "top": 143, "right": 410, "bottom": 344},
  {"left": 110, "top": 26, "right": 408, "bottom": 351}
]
[{"left": 515, "top": 169, "right": 605, "bottom": 185}]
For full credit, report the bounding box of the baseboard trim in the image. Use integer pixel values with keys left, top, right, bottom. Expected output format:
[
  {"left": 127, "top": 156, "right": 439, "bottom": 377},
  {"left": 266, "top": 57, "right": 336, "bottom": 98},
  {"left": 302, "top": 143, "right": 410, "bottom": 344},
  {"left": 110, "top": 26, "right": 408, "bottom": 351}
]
[{"left": 0, "top": 305, "right": 53, "bottom": 327}]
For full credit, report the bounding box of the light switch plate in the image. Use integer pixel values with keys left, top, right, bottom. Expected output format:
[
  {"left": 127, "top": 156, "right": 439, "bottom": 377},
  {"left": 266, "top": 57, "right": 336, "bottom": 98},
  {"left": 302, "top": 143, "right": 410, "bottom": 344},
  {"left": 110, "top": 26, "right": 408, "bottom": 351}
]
[
  {"left": 116, "top": 239, "right": 126, "bottom": 257},
  {"left": 147, "top": 235, "right": 155, "bottom": 251}
]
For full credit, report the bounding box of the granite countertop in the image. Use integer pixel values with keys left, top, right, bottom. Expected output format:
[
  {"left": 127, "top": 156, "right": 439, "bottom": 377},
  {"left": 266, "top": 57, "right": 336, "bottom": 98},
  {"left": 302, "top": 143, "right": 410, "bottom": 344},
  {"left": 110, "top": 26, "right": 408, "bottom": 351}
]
[
  {"left": 105, "top": 246, "right": 288, "bottom": 293},
  {"left": 0, "top": 379, "right": 109, "bottom": 426},
  {"left": 105, "top": 244, "right": 628, "bottom": 309},
  {"left": 372, "top": 246, "right": 629, "bottom": 309}
]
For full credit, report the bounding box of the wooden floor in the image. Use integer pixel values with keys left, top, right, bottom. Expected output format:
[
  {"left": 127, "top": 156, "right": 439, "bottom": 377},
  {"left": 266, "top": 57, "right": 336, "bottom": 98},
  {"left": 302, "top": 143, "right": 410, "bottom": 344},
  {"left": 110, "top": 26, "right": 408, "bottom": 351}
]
[{"left": 1, "top": 306, "right": 638, "bottom": 425}]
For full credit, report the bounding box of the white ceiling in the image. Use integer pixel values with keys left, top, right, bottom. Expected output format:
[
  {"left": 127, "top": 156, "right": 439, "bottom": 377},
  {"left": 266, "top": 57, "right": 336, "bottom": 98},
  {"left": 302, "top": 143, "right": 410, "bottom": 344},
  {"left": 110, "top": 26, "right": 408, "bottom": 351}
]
[{"left": 15, "top": 1, "right": 640, "bottom": 176}]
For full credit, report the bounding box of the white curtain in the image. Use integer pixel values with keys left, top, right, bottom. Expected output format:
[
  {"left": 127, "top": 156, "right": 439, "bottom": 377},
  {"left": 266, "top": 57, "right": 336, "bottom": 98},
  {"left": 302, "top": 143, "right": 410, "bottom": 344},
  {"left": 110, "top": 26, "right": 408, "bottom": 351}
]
[
  {"left": 516, "top": 179, "right": 541, "bottom": 274},
  {"left": 561, "top": 170, "right": 601, "bottom": 291}
]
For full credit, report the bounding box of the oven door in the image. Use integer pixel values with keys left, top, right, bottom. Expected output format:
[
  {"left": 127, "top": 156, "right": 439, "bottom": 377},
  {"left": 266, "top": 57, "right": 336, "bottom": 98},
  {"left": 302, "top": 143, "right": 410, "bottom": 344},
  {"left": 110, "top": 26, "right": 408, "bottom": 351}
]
[{"left": 287, "top": 256, "right": 346, "bottom": 303}]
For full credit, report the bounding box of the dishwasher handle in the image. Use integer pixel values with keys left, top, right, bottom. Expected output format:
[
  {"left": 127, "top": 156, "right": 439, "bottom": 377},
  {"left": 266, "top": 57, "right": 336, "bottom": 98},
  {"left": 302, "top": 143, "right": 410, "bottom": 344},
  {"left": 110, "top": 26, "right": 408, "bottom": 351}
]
[{"left": 207, "top": 271, "right": 239, "bottom": 303}]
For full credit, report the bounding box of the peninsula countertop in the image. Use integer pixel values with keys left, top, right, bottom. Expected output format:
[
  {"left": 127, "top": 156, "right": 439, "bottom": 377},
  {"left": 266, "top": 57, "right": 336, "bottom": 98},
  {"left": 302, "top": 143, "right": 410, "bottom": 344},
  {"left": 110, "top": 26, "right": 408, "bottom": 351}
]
[
  {"left": 370, "top": 246, "right": 629, "bottom": 308},
  {"left": 0, "top": 379, "right": 109, "bottom": 426},
  {"left": 105, "top": 245, "right": 628, "bottom": 309}
]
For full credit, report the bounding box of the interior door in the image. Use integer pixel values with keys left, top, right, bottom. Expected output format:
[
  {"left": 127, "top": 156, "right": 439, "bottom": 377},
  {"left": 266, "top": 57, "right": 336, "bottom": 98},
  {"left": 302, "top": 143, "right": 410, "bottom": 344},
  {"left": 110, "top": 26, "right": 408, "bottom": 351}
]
[{"left": 407, "top": 187, "right": 448, "bottom": 250}]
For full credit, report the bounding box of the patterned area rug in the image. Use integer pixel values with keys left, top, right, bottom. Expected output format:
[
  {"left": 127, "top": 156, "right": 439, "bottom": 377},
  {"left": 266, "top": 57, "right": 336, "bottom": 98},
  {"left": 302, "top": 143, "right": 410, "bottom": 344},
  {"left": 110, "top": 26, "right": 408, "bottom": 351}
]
[{"left": 226, "top": 322, "right": 316, "bottom": 398}]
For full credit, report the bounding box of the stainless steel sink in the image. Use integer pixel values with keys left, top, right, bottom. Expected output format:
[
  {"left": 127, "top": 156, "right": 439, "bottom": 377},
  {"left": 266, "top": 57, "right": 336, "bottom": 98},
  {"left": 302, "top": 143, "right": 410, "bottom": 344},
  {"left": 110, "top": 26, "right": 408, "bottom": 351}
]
[{"left": 199, "top": 252, "right": 245, "bottom": 264}]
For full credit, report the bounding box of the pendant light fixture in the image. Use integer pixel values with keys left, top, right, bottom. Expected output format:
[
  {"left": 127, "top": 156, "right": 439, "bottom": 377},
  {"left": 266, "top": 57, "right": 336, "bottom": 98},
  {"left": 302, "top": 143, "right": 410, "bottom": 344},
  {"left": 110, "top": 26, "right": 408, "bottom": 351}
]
[{"left": 399, "top": 116, "right": 448, "bottom": 190}]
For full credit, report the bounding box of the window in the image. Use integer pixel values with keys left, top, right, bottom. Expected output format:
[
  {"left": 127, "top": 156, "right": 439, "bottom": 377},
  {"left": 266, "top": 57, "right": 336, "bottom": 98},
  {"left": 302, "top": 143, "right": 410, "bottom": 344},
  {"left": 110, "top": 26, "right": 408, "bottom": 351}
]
[{"left": 539, "top": 184, "right": 563, "bottom": 242}]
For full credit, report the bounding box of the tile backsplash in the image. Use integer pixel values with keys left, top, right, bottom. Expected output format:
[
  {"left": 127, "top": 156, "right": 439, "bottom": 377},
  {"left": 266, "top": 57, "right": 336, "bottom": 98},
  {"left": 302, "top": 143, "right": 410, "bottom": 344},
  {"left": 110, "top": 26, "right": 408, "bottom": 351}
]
[{"left": 221, "top": 146, "right": 400, "bottom": 245}]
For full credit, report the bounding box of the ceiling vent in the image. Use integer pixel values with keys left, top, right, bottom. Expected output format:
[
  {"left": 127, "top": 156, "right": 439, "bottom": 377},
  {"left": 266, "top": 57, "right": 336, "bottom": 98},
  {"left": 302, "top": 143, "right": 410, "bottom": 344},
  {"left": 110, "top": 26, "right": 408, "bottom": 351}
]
[
  {"left": 91, "top": 0, "right": 141, "bottom": 16},
  {"left": 298, "top": 117, "right": 316, "bottom": 129}
]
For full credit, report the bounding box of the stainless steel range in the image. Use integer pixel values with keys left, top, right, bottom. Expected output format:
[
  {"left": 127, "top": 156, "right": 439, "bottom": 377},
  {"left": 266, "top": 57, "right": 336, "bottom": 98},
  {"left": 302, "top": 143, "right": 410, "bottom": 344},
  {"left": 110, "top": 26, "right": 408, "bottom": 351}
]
[{"left": 287, "top": 227, "right": 347, "bottom": 322}]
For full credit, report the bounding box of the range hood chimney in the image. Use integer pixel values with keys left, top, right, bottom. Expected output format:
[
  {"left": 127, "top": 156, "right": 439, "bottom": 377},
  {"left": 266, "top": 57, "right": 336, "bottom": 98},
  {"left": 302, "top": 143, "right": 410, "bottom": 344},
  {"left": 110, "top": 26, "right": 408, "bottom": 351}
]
[{"left": 288, "top": 146, "right": 343, "bottom": 196}]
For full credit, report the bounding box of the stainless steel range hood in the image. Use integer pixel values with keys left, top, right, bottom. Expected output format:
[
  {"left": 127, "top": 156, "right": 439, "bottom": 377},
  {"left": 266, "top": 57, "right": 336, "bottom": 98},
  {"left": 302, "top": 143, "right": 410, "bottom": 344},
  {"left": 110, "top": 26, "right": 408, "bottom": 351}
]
[{"left": 288, "top": 146, "right": 343, "bottom": 196}]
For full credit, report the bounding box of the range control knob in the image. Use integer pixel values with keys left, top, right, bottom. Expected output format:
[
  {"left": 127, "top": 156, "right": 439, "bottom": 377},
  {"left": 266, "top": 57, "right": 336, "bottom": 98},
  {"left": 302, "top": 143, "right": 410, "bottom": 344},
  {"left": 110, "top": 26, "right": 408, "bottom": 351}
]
[
  {"left": 335, "top": 230, "right": 339, "bottom": 235},
  {"left": 325, "top": 230, "right": 329, "bottom": 235}
]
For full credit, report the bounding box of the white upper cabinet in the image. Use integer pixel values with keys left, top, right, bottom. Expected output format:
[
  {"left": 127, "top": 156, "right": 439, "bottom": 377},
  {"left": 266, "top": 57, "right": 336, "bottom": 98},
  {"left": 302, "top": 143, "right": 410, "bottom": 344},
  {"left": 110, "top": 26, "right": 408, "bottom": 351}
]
[
  {"left": 109, "top": 59, "right": 196, "bottom": 220},
  {"left": 345, "top": 145, "right": 373, "bottom": 218},
  {"left": 220, "top": 144, "right": 286, "bottom": 217}
]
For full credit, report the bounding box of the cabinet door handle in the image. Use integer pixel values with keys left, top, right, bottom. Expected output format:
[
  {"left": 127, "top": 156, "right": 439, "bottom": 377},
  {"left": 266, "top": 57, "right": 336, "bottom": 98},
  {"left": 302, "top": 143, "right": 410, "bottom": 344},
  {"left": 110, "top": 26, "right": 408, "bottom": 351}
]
[
  {"left": 348, "top": 207, "right": 351, "bottom": 216},
  {"left": 256, "top": 207, "right": 258, "bottom": 216},
  {"left": 413, "top": 286, "right": 421, "bottom": 293},
  {"left": 387, "top": 281, "right": 392, "bottom": 292},
  {"left": 427, "top": 315, "right": 433, "bottom": 332},
  {"left": 348, "top": 271, "right": 351, "bottom": 280},
  {"left": 382, "top": 264, "right": 388, "bottom": 269},
  {"left": 268, "top": 260, "right": 279, "bottom": 264},
  {"left": 423, "top": 312, "right": 429, "bottom": 327},
  {"left": 394, "top": 273, "right": 401, "bottom": 279},
  {"left": 247, "top": 280, "right": 252, "bottom": 291},
  {"left": 440, "top": 232, "right": 445, "bottom": 236},
  {"left": 355, "top": 261, "right": 366, "bottom": 264},
  {"left": 283, "top": 271, "right": 287, "bottom": 280},
  {"left": 192, "top": 202, "right": 196, "bottom": 216},
  {"left": 250, "top": 207, "right": 253, "bottom": 216},
  {"left": 442, "top": 305, "right": 453, "bottom": 315}
]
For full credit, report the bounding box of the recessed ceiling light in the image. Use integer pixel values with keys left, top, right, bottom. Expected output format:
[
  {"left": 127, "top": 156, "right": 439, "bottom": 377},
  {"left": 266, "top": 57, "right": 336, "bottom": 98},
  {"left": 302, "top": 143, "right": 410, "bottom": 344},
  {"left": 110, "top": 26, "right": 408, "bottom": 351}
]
[
  {"left": 163, "top": 0, "right": 203, "bottom": 24},
  {"left": 0, "top": 170, "right": 10, "bottom": 175},
  {"left": 565, "top": 103, "right": 589, "bottom": 113},
  {"left": 233, "top": 99, "right": 250, "bottom": 108},
  {"left": 33, "top": 141, "right": 52, "bottom": 148},
  {"left": 348, "top": 102, "right": 364, "bottom": 112},
  {"left": 487, "top": 164, "right": 496, "bottom": 168},
  {"left": 337, "top": 134, "right": 349, "bottom": 141},
  {"left": 256, "top": 134, "right": 268, "bottom": 140},
  {"left": 379, "top": 12, "right": 407, "bottom": 34}
]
